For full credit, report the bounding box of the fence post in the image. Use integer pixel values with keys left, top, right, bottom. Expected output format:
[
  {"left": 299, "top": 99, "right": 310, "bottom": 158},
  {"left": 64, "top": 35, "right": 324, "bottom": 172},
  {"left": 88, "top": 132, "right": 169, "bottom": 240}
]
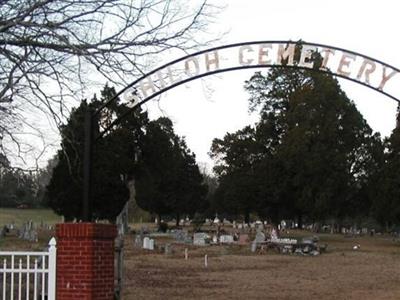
[{"left": 48, "top": 237, "right": 57, "bottom": 300}]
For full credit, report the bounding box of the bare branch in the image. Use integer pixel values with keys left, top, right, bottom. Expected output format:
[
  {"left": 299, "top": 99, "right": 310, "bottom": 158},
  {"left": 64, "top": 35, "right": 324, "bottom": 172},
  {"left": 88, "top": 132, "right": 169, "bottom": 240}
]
[{"left": 0, "top": 0, "right": 221, "bottom": 168}]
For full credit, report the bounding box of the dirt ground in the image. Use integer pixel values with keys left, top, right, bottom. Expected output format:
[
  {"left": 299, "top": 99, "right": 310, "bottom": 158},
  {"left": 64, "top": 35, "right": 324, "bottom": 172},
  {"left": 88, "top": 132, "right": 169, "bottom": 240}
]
[
  {"left": 122, "top": 232, "right": 400, "bottom": 300},
  {"left": 2, "top": 226, "right": 400, "bottom": 299}
]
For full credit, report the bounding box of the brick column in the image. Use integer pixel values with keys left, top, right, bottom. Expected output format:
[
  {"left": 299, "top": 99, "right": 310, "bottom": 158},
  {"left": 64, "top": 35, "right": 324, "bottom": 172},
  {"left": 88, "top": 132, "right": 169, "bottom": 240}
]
[{"left": 56, "top": 223, "right": 117, "bottom": 300}]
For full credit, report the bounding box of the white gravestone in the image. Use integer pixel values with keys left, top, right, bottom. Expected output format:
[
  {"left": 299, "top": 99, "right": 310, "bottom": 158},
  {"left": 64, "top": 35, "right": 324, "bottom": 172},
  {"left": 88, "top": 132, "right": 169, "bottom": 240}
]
[
  {"left": 149, "top": 238, "right": 154, "bottom": 250},
  {"left": 193, "top": 232, "right": 209, "bottom": 246},
  {"left": 220, "top": 235, "right": 234, "bottom": 244}
]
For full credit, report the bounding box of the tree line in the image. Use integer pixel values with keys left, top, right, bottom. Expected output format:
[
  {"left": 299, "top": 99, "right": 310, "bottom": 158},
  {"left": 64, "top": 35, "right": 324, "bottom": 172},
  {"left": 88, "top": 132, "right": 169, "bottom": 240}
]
[
  {"left": 0, "top": 154, "right": 55, "bottom": 208},
  {"left": 209, "top": 53, "right": 400, "bottom": 230},
  {"left": 3, "top": 46, "right": 400, "bottom": 231},
  {"left": 45, "top": 86, "right": 208, "bottom": 223}
]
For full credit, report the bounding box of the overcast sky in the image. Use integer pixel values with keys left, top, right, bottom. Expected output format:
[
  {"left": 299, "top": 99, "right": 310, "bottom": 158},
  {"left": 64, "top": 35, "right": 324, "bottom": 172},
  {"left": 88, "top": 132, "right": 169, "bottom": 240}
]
[
  {"left": 13, "top": 0, "right": 399, "bottom": 170},
  {"left": 144, "top": 0, "right": 400, "bottom": 172}
]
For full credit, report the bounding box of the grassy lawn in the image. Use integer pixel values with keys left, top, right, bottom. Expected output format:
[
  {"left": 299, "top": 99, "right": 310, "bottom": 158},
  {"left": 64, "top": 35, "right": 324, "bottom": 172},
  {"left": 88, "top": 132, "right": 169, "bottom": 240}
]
[
  {"left": 0, "top": 208, "right": 60, "bottom": 250},
  {"left": 2, "top": 217, "right": 400, "bottom": 299},
  {"left": 0, "top": 208, "right": 61, "bottom": 227},
  {"left": 123, "top": 231, "right": 400, "bottom": 300}
]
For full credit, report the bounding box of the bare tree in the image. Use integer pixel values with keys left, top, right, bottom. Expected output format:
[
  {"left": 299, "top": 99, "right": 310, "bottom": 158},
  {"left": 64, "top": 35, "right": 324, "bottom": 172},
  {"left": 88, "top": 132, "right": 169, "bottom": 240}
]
[{"left": 0, "top": 0, "right": 220, "bottom": 168}]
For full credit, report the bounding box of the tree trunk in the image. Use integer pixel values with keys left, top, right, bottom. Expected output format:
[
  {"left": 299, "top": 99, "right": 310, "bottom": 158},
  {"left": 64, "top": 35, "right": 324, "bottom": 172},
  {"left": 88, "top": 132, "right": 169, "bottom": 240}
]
[
  {"left": 385, "top": 221, "right": 391, "bottom": 233},
  {"left": 338, "top": 221, "right": 343, "bottom": 234},
  {"left": 297, "top": 214, "right": 303, "bottom": 229},
  {"left": 244, "top": 211, "right": 250, "bottom": 224}
]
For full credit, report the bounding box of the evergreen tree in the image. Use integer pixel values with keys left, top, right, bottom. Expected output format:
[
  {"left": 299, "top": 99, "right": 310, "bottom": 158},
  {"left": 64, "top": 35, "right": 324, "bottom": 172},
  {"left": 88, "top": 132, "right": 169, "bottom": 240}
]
[
  {"left": 135, "top": 117, "right": 207, "bottom": 225},
  {"left": 46, "top": 85, "right": 148, "bottom": 221},
  {"left": 210, "top": 126, "right": 263, "bottom": 223},
  {"left": 372, "top": 105, "right": 400, "bottom": 228},
  {"left": 245, "top": 68, "right": 381, "bottom": 225},
  {"left": 0, "top": 168, "right": 39, "bottom": 208},
  {"left": 210, "top": 45, "right": 382, "bottom": 225}
]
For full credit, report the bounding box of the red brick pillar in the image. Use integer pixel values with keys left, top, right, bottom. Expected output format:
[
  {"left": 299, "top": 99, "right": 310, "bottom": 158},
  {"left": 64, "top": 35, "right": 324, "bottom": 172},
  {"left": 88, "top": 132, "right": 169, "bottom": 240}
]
[{"left": 55, "top": 223, "right": 117, "bottom": 300}]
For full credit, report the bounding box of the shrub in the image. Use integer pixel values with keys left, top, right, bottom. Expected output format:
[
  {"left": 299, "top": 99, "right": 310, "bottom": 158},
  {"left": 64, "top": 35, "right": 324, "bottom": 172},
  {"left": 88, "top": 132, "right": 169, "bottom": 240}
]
[
  {"left": 158, "top": 222, "right": 168, "bottom": 233},
  {"left": 192, "top": 213, "right": 204, "bottom": 232}
]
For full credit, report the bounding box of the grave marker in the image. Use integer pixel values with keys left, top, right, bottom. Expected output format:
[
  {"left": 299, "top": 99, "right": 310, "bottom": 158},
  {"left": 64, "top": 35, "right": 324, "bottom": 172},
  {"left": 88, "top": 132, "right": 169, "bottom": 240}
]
[{"left": 220, "top": 235, "right": 234, "bottom": 244}]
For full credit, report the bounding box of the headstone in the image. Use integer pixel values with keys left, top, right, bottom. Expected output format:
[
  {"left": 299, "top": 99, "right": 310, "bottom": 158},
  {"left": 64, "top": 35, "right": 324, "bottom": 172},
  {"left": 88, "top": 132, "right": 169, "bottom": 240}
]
[
  {"left": 164, "top": 243, "right": 172, "bottom": 255},
  {"left": 280, "top": 220, "right": 287, "bottom": 230},
  {"left": 223, "top": 218, "right": 231, "bottom": 225},
  {"left": 302, "top": 245, "right": 311, "bottom": 254},
  {"left": 271, "top": 228, "right": 278, "bottom": 240},
  {"left": 193, "top": 232, "right": 209, "bottom": 246},
  {"left": 219, "top": 235, "right": 234, "bottom": 244},
  {"left": 143, "top": 237, "right": 150, "bottom": 249},
  {"left": 310, "top": 250, "right": 320, "bottom": 256},
  {"left": 142, "top": 237, "right": 155, "bottom": 250},
  {"left": 18, "top": 223, "right": 26, "bottom": 239},
  {"left": 301, "top": 236, "right": 318, "bottom": 245},
  {"left": 174, "top": 230, "right": 189, "bottom": 242},
  {"left": 23, "top": 227, "right": 31, "bottom": 240},
  {"left": 251, "top": 241, "right": 257, "bottom": 252},
  {"left": 18, "top": 222, "right": 38, "bottom": 242},
  {"left": 134, "top": 235, "right": 142, "bottom": 247},
  {"left": 28, "top": 229, "right": 38, "bottom": 242},
  {"left": 254, "top": 231, "right": 265, "bottom": 243},
  {"left": 295, "top": 248, "right": 304, "bottom": 255},
  {"left": 273, "top": 237, "right": 297, "bottom": 244},
  {"left": 149, "top": 239, "right": 154, "bottom": 250},
  {"left": 184, "top": 236, "right": 193, "bottom": 244},
  {"left": 301, "top": 238, "right": 314, "bottom": 245},
  {"left": 282, "top": 245, "right": 293, "bottom": 254},
  {"left": 212, "top": 235, "right": 218, "bottom": 243}
]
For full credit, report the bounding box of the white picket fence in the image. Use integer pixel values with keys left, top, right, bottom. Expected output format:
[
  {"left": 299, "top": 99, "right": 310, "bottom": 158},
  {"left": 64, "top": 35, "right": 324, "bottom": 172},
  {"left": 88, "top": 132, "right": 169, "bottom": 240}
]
[{"left": 0, "top": 238, "right": 56, "bottom": 300}]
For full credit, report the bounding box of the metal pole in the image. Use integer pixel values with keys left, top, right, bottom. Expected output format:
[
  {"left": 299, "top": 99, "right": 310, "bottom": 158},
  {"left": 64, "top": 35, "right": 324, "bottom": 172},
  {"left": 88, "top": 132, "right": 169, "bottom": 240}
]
[{"left": 83, "top": 106, "right": 93, "bottom": 221}]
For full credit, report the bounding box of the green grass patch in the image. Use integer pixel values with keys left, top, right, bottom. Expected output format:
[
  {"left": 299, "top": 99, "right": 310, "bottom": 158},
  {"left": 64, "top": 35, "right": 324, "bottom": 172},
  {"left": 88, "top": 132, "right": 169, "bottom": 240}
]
[{"left": 0, "top": 208, "right": 61, "bottom": 226}]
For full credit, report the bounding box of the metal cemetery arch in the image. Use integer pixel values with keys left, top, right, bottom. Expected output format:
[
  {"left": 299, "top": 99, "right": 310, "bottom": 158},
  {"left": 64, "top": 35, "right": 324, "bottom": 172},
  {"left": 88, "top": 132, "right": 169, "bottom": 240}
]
[{"left": 82, "top": 40, "right": 400, "bottom": 221}]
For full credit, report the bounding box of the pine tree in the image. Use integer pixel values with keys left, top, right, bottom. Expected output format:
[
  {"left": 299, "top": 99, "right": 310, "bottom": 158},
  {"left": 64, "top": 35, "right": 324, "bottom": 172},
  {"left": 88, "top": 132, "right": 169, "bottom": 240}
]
[{"left": 46, "top": 86, "right": 148, "bottom": 221}]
